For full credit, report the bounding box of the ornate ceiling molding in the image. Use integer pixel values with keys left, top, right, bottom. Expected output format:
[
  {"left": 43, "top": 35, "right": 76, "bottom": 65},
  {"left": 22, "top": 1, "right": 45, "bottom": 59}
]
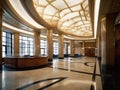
[{"left": 33, "top": 0, "right": 93, "bottom": 37}]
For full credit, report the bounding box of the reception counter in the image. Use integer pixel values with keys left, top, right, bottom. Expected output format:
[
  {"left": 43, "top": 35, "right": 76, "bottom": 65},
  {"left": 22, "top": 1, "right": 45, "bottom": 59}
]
[{"left": 3, "top": 56, "right": 48, "bottom": 68}]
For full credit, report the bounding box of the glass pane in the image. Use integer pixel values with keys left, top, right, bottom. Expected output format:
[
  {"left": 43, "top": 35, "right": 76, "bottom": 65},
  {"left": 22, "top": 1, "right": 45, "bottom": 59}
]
[
  {"left": 52, "top": 0, "right": 66, "bottom": 10},
  {"left": 2, "top": 41, "right": 6, "bottom": 45},
  {"left": 20, "top": 35, "right": 34, "bottom": 56},
  {"left": 6, "top": 33, "right": 11, "bottom": 38},
  {"left": 30, "top": 52, "right": 33, "bottom": 56},
  {"left": 2, "top": 32, "right": 13, "bottom": 57},
  {"left": 68, "top": 45, "right": 70, "bottom": 54},
  {"left": 2, "top": 52, "right": 6, "bottom": 57},
  {"left": 44, "top": 5, "right": 57, "bottom": 15},
  {"left": 20, "top": 36, "right": 22, "bottom": 39},
  {"left": 31, "top": 41, "right": 34, "bottom": 44},
  {"left": 23, "top": 36, "right": 27, "bottom": 40},
  {"left": 2, "top": 37, "right": 6, "bottom": 42},
  {"left": 2, "top": 46, "right": 5, "bottom": 52},
  {"left": 2, "top": 32, "right": 6, "bottom": 36},
  {"left": 65, "top": 0, "right": 83, "bottom": 6}
]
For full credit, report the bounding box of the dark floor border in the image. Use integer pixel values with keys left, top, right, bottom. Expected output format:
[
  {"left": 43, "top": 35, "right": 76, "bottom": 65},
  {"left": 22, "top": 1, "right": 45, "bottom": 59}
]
[
  {"left": 48, "top": 66, "right": 101, "bottom": 76},
  {"left": 84, "top": 62, "right": 94, "bottom": 67},
  {"left": 90, "top": 58, "right": 96, "bottom": 90},
  {"left": 16, "top": 77, "right": 67, "bottom": 90}
]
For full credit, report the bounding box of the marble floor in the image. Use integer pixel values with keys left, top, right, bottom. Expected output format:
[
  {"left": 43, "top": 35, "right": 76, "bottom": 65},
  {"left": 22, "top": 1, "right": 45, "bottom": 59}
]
[{"left": 2, "top": 57, "right": 102, "bottom": 90}]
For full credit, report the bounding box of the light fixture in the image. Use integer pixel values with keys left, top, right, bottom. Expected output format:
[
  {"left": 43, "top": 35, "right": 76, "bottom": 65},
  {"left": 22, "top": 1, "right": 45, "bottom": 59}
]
[{"left": 3, "top": 22, "right": 34, "bottom": 35}]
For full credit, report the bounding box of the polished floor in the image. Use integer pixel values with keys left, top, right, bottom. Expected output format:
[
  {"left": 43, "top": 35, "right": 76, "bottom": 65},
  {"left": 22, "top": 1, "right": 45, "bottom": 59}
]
[{"left": 2, "top": 57, "right": 102, "bottom": 90}]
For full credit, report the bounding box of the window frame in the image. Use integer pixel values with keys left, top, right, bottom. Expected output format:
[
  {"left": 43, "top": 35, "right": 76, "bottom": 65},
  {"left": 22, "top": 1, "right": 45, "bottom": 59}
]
[
  {"left": 19, "top": 35, "right": 34, "bottom": 56},
  {"left": 2, "top": 31, "right": 14, "bottom": 57}
]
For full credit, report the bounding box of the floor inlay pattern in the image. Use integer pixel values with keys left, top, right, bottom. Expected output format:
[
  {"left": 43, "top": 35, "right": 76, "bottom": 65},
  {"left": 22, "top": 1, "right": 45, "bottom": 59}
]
[{"left": 2, "top": 57, "right": 102, "bottom": 90}]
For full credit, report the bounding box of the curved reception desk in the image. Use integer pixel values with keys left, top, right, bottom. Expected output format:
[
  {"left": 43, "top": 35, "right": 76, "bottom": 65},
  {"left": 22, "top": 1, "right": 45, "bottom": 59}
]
[{"left": 3, "top": 56, "right": 48, "bottom": 68}]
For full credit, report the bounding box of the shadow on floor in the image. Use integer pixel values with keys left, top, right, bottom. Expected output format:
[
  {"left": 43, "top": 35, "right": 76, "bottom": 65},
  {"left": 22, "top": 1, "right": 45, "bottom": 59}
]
[{"left": 2, "top": 63, "right": 52, "bottom": 71}]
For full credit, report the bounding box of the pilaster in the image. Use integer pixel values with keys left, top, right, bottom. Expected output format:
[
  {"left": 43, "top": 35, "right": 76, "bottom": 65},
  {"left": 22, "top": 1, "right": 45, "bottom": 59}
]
[
  {"left": 34, "top": 31, "right": 40, "bottom": 56},
  {"left": 58, "top": 34, "right": 64, "bottom": 59},
  {"left": 47, "top": 30, "right": 53, "bottom": 61}
]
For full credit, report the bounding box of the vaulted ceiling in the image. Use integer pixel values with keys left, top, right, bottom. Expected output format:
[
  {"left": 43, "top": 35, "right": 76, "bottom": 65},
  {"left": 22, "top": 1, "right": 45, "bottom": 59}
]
[
  {"left": 33, "top": 0, "right": 93, "bottom": 37},
  {"left": 0, "top": 0, "right": 101, "bottom": 40}
]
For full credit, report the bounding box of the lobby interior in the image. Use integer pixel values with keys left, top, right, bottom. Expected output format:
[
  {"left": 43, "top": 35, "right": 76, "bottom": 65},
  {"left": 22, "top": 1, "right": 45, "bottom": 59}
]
[{"left": 1, "top": 0, "right": 120, "bottom": 90}]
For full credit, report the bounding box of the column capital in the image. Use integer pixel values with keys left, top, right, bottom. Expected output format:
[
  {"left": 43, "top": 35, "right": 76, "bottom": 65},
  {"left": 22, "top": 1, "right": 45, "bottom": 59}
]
[
  {"left": 14, "top": 32, "right": 20, "bottom": 34},
  {"left": 34, "top": 30, "right": 41, "bottom": 33}
]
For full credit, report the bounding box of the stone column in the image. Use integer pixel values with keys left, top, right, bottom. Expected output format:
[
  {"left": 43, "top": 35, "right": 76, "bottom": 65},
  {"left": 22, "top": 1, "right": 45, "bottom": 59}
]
[
  {"left": 82, "top": 41, "right": 85, "bottom": 56},
  {"left": 14, "top": 33, "right": 19, "bottom": 56},
  {"left": 0, "top": 8, "right": 3, "bottom": 68},
  {"left": 96, "top": 35, "right": 101, "bottom": 59},
  {"left": 58, "top": 34, "right": 64, "bottom": 59},
  {"left": 70, "top": 40, "right": 75, "bottom": 57},
  {"left": 101, "top": 13, "right": 117, "bottom": 66},
  {"left": 106, "top": 13, "right": 116, "bottom": 66},
  {"left": 101, "top": 17, "right": 106, "bottom": 65},
  {"left": 47, "top": 30, "right": 53, "bottom": 61},
  {"left": 66, "top": 43, "right": 69, "bottom": 55},
  {"left": 34, "top": 31, "right": 40, "bottom": 56}
]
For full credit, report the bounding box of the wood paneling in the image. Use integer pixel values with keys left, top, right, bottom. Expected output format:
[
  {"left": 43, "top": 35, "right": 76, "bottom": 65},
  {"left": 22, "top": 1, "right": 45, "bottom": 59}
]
[
  {"left": 115, "top": 24, "right": 120, "bottom": 58},
  {"left": 85, "top": 48, "right": 95, "bottom": 57},
  {"left": 84, "top": 42, "right": 96, "bottom": 57},
  {"left": 3, "top": 56, "right": 48, "bottom": 68},
  {"left": 84, "top": 42, "right": 96, "bottom": 47}
]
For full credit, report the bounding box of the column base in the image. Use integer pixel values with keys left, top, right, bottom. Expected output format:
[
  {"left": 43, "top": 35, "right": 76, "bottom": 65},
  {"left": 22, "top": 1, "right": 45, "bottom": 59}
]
[
  {"left": 48, "top": 59, "right": 53, "bottom": 61},
  {"left": 97, "top": 56, "right": 101, "bottom": 60},
  {"left": 58, "top": 57, "right": 64, "bottom": 59},
  {"left": 0, "top": 64, "right": 2, "bottom": 71},
  {"left": 70, "top": 56, "right": 74, "bottom": 57}
]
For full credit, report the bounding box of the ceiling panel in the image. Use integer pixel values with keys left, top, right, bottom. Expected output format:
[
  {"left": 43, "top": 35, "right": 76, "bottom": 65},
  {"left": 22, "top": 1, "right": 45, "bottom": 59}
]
[{"left": 33, "top": 0, "right": 93, "bottom": 37}]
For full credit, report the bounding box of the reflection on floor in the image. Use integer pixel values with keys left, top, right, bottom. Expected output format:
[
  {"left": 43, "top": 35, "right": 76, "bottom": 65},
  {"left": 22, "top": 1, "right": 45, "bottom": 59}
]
[{"left": 2, "top": 57, "right": 102, "bottom": 90}]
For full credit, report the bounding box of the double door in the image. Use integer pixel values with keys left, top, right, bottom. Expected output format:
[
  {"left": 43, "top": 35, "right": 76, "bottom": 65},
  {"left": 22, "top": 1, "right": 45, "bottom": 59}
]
[{"left": 85, "top": 48, "right": 95, "bottom": 57}]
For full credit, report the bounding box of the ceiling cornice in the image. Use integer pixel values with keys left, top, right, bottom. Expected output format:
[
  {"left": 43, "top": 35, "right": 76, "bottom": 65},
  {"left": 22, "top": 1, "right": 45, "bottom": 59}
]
[{"left": 0, "top": 0, "right": 37, "bottom": 29}]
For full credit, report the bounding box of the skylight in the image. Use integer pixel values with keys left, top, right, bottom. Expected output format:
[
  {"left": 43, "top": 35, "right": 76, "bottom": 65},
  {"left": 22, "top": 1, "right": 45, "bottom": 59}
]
[{"left": 33, "top": 0, "right": 93, "bottom": 37}]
